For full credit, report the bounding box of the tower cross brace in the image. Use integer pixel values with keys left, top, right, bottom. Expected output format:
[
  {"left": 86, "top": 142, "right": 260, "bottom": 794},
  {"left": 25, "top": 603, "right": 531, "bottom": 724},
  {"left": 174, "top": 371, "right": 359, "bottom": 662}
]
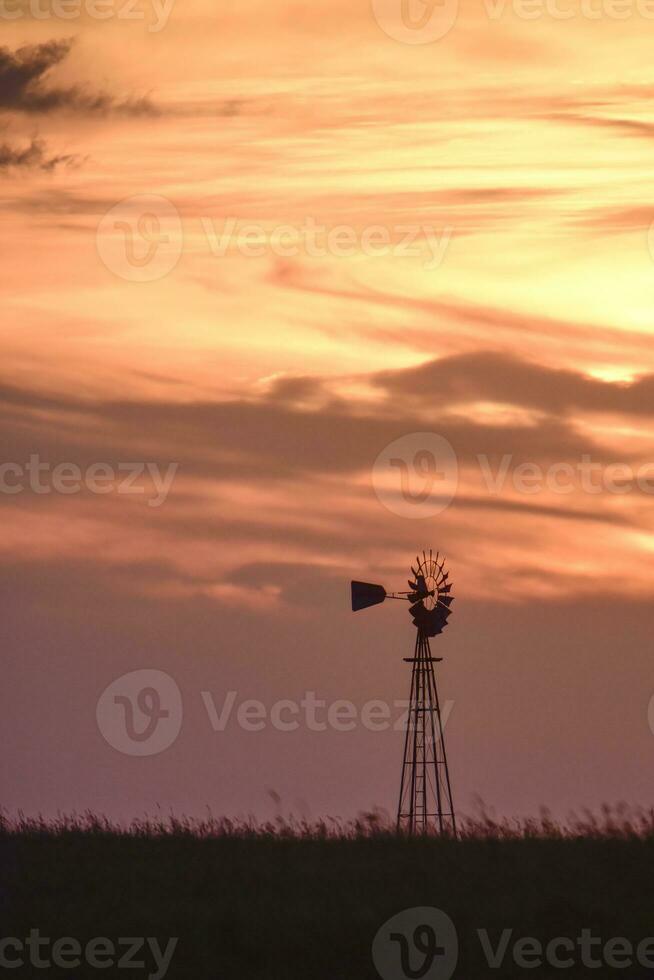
[{"left": 397, "top": 629, "right": 456, "bottom": 836}]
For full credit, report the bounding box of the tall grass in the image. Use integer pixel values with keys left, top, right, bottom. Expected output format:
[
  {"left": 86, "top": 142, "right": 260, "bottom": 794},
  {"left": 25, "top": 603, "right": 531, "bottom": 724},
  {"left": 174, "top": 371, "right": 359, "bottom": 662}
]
[{"left": 2, "top": 803, "right": 654, "bottom": 840}]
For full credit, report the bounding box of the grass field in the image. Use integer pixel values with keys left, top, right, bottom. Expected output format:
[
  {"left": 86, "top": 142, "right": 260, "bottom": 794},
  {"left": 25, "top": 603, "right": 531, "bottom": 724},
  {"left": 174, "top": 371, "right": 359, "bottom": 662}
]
[{"left": 2, "top": 807, "right": 654, "bottom": 979}]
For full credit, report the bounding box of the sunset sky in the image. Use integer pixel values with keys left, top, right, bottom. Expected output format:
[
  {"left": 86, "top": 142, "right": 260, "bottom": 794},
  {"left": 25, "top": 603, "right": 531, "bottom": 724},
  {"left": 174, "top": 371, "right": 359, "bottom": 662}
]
[{"left": 2, "top": 0, "right": 654, "bottom": 824}]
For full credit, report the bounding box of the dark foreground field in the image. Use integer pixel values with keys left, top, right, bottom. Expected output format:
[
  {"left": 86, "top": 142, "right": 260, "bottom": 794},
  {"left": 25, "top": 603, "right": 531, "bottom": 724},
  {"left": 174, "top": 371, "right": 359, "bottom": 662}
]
[{"left": 2, "top": 809, "right": 654, "bottom": 979}]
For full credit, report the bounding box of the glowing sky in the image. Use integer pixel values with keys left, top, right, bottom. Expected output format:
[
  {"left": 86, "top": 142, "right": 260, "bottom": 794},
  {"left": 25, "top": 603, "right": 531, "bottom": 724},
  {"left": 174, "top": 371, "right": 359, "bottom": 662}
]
[{"left": 2, "top": 0, "right": 654, "bottom": 823}]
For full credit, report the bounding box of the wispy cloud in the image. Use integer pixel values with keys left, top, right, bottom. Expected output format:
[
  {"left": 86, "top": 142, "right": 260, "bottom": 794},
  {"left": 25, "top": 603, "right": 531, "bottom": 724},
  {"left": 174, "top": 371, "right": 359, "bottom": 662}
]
[
  {"left": 0, "top": 137, "right": 78, "bottom": 172},
  {"left": 0, "top": 38, "right": 157, "bottom": 115}
]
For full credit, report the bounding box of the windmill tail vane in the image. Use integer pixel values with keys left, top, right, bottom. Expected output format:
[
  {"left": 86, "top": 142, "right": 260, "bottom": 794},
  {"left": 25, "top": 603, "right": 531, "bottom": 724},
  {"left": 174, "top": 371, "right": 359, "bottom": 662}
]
[{"left": 351, "top": 549, "right": 456, "bottom": 837}]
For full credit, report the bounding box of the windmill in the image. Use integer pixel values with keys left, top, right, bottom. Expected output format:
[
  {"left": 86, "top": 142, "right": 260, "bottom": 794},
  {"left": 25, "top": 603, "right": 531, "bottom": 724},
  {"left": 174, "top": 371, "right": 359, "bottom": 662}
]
[{"left": 351, "top": 550, "right": 456, "bottom": 836}]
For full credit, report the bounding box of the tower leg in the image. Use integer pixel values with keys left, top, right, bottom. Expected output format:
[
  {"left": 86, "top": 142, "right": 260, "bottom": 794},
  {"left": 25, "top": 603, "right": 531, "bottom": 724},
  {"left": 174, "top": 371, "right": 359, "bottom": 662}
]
[{"left": 396, "top": 632, "right": 456, "bottom": 836}]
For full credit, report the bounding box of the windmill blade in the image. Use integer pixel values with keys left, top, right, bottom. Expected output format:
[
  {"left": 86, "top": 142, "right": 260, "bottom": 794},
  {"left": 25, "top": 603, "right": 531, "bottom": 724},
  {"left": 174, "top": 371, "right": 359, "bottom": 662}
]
[
  {"left": 408, "top": 580, "right": 418, "bottom": 591},
  {"left": 410, "top": 604, "right": 445, "bottom": 637},
  {"left": 351, "top": 581, "right": 387, "bottom": 612}
]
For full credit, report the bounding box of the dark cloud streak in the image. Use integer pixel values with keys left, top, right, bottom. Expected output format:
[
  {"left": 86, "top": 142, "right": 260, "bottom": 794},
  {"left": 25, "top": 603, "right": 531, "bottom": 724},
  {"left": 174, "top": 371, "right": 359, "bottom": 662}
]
[
  {"left": 374, "top": 350, "right": 654, "bottom": 417},
  {"left": 0, "top": 38, "right": 157, "bottom": 116},
  {"left": 0, "top": 350, "right": 652, "bottom": 493},
  {"left": 0, "top": 137, "right": 78, "bottom": 172}
]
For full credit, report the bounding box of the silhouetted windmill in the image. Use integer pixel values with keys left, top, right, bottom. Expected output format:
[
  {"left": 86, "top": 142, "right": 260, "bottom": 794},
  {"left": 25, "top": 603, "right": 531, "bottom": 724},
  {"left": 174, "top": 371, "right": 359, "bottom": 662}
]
[{"left": 351, "top": 550, "right": 456, "bottom": 836}]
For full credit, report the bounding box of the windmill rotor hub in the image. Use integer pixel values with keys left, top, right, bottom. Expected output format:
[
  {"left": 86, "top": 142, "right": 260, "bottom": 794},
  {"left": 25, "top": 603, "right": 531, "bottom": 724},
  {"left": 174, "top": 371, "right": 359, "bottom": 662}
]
[
  {"left": 350, "top": 549, "right": 455, "bottom": 638},
  {"left": 422, "top": 575, "right": 438, "bottom": 610},
  {"left": 408, "top": 550, "right": 454, "bottom": 638}
]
